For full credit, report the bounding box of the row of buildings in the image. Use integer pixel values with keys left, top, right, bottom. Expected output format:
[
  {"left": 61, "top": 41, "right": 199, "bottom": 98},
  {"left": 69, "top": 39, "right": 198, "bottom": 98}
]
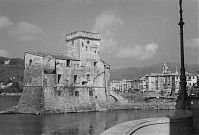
[{"left": 110, "top": 62, "right": 198, "bottom": 96}]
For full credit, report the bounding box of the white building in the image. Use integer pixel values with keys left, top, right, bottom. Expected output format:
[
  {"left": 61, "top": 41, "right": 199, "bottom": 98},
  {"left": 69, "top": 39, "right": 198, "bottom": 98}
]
[
  {"left": 110, "top": 79, "right": 133, "bottom": 93},
  {"left": 142, "top": 62, "right": 198, "bottom": 95},
  {"left": 4, "top": 60, "right": 10, "bottom": 65}
]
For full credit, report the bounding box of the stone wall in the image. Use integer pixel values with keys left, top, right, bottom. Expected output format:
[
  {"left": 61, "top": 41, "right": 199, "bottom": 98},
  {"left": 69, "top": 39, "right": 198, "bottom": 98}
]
[
  {"left": 101, "top": 110, "right": 193, "bottom": 135},
  {"left": 43, "top": 86, "right": 108, "bottom": 113},
  {"left": 24, "top": 67, "right": 43, "bottom": 86},
  {"left": 18, "top": 86, "right": 44, "bottom": 113},
  {"left": 25, "top": 53, "right": 43, "bottom": 68}
]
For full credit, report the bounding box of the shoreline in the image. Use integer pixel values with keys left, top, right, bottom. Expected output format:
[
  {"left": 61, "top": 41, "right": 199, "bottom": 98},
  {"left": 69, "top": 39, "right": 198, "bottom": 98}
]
[
  {"left": 0, "top": 101, "right": 176, "bottom": 115},
  {"left": 109, "top": 101, "right": 176, "bottom": 110},
  {"left": 0, "top": 93, "right": 21, "bottom": 96}
]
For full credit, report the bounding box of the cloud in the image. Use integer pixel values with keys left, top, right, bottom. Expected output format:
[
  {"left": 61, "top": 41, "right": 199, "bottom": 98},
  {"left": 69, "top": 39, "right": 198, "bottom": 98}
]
[
  {"left": 117, "top": 43, "right": 159, "bottom": 60},
  {"left": 185, "top": 38, "right": 199, "bottom": 64},
  {"left": 0, "top": 16, "right": 13, "bottom": 29},
  {"left": 0, "top": 49, "right": 9, "bottom": 57},
  {"left": 8, "top": 21, "right": 43, "bottom": 42},
  {"left": 92, "top": 11, "right": 124, "bottom": 49},
  {"left": 92, "top": 11, "right": 123, "bottom": 32},
  {"left": 185, "top": 38, "right": 199, "bottom": 49}
]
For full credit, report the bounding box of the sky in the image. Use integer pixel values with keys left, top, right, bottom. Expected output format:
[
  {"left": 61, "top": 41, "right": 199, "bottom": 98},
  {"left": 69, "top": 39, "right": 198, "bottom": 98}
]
[{"left": 0, "top": 0, "right": 198, "bottom": 69}]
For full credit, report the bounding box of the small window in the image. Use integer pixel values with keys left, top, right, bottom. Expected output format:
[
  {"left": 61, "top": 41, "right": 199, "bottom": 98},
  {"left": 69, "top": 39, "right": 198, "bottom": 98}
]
[
  {"left": 29, "top": 59, "right": 32, "bottom": 66},
  {"left": 75, "top": 91, "right": 79, "bottom": 96},
  {"left": 72, "top": 40, "right": 74, "bottom": 45},
  {"left": 66, "top": 60, "right": 70, "bottom": 67},
  {"left": 89, "top": 90, "right": 93, "bottom": 96},
  {"left": 86, "top": 46, "right": 88, "bottom": 51},
  {"left": 82, "top": 81, "right": 87, "bottom": 85},
  {"left": 87, "top": 74, "right": 91, "bottom": 81},
  {"left": 74, "top": 75, "right": 78, "bottom": 83},
  {"left": 95, "top": 50, "right": 97, "bottom": 53},
  {"left": 87, "top": 40, "right": 90, "bottom": 44},
  {"left": 58, "top": 74, "right": 62, "bottom": 83},
  {"left": 57, "top": 90, "right": 61, "bottom": 96},
  {"left": 94, "top": 62, "right": 97, "bottom": 67}
]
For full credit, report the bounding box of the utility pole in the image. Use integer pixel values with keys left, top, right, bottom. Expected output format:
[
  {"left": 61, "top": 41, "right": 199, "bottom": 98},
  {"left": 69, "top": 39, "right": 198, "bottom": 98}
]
[{"left": 176, "top": 0, "right": 189, "bottom": 110}]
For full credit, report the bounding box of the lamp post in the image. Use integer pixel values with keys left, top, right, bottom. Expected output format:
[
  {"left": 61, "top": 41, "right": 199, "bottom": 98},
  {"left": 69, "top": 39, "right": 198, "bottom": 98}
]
[{"left": 176, "top": 0, "right": 189, "bottom": 110}]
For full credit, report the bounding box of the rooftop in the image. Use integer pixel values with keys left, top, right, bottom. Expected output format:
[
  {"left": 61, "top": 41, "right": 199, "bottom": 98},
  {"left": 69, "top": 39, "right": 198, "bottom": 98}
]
[
  {"left": 65, "top": 31, "right": 101, "bottom": 41},
  {"left": 26, "top": 51, "right": 80, "bottom": 61}
]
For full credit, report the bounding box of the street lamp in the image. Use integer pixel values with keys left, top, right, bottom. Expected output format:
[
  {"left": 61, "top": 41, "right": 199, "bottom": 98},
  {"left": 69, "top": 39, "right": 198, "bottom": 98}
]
[{"left": 176, "top": 0, "right": 189, "bottom": 110}]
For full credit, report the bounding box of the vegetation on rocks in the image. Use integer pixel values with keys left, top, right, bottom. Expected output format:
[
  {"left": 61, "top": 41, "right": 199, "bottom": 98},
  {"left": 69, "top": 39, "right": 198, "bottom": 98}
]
[{"left": 109, "top": 91, "right": 176, "bottom": 110}]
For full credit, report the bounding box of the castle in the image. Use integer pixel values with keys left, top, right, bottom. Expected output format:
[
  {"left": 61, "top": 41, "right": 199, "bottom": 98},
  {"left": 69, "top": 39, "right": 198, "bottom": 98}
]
[{"left": 17, "top": 31, "right": 111, "bottom": 113}]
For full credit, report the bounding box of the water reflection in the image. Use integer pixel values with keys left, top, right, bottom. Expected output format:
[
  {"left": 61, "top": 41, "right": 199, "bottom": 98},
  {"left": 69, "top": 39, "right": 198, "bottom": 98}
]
[{"left": 0, "top": 96, "right": 175, "bottom": 135}]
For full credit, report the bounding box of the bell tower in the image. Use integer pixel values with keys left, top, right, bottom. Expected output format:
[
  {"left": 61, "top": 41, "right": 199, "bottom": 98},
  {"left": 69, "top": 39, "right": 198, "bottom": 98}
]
[{"left": 162, "top": 61, "right": 169, "bottom": 74}]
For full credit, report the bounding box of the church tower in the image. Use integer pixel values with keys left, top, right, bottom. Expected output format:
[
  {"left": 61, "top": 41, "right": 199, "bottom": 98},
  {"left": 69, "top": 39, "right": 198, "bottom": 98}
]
[{"left": 162, "top": 61, "right": 169, "bottom": 74}]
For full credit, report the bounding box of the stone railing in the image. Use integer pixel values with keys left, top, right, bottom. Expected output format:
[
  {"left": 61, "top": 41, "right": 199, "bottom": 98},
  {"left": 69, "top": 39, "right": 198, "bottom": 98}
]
[{"left": 101, "top": 110, "right": 193, "bottom": 135}]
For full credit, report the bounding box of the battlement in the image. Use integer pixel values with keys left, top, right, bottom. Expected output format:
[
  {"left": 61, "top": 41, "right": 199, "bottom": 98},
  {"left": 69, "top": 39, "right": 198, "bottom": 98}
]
[{"left": 65, "top": 31, "right": 101, "bottom": 42}]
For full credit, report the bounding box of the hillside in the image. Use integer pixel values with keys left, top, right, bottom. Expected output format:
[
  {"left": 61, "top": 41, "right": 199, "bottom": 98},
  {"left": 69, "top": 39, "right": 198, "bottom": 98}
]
[
  {"left": 0, "top": 57, "right": 24, "bottom": 84},
  {"left": 110, "top": 62, "right": 199, "bottom": 80},
  {"left": 0, "top": 57, "right": 198, "bottom": 83}
]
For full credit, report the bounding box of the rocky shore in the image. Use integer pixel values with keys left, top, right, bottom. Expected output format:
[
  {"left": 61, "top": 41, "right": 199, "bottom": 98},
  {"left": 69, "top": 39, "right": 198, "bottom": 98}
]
[
  {"left": 109, "top": 101, "right": 176, "bottom": 110},
  {"left": 0, "top": 100, "right": 176, "bottom": 115}
]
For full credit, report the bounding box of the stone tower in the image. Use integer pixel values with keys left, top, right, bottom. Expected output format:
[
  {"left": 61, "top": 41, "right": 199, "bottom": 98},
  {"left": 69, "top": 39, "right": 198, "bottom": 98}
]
[
  {"left": 162, "top": 61, "right": 169, "bottom": 74},
  {"left": 65, "top": 31, "right": 101, "bottom": 61}
]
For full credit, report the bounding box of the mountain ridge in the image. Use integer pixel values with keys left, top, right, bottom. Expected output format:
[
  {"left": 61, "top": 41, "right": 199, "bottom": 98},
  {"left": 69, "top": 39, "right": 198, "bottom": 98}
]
[
  {"left": 0, "top": 56, "right": 198, "bottom": 82},
  {"left": 110, "top": 62, "right": 199, "bottom": 81}
]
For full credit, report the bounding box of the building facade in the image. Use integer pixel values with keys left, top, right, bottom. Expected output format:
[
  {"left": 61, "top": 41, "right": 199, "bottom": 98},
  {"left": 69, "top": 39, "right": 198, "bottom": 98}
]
[
  {"left": 110, "top": 79, "right": 133, "bottom": 93},
  {"left": 18, "top": 31, "right": 111, "bottom": 113},
  {"left": 144, "top": 62, "right": 198, "bottom": 96}
]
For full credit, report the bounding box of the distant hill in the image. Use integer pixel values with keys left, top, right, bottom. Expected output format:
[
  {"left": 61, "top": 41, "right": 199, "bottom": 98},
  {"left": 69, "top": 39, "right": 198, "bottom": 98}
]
[
  {"left": 0, "top": 57, "right": 24, "bottom": 83},
  {"left": 110, "top": 62, "right": 199, "bottom": 81},
  {"left": 0, "top": 57, "right": 198, "bottom": 83}
]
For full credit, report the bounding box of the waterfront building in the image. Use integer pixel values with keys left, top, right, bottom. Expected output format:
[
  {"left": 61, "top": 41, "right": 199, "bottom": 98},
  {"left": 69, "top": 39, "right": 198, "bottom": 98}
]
[
  {"left": 110, "top": 79, "right": 133, "bottom": 93},
  {"left": 131, "top": 79, "right": 140, "bottom": 90},
  {"left": 142, "top": 62, "right": 198, "bottom": 96},
  {"left": 18, "top": 31, "right": 111, "bottom": 113},
  {"left": 138, "top": 76, "right": 147, "bottom": 92},
  {"left": 4, "top": 60, "right": 10, "bottom": 65}
]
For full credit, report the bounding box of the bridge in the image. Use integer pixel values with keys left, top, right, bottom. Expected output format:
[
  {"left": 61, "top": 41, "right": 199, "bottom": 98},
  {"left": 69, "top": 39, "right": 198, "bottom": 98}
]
[{"left": 109, "top": 91, "right": 128, "bottom": 105}]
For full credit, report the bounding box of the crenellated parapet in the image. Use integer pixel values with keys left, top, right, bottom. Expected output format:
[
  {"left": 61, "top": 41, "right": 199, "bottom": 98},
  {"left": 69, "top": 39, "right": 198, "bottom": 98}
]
[{"left": 65, "top": 31, "right": 101, "bottom": 42}]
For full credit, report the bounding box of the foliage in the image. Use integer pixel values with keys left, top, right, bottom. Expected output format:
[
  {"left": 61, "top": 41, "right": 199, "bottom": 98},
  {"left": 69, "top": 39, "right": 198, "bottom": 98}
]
[
  {"left": 0, "top": 57, "right": 8, "bottom": 65},
  {"left": 122, "top": 91, "right": 145, "bottom": 102},
  {"left": 0, "top": 57, "right": 24, "bottom": 83},
  {"left": 0, "top": 57, "right": 24, "bottom": 93},
  {"left": 159, "top": 89, "right": 167, "bottom": 96},
  {"left": 0, "top": 81, "right": 23, "bottom": 93}
]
